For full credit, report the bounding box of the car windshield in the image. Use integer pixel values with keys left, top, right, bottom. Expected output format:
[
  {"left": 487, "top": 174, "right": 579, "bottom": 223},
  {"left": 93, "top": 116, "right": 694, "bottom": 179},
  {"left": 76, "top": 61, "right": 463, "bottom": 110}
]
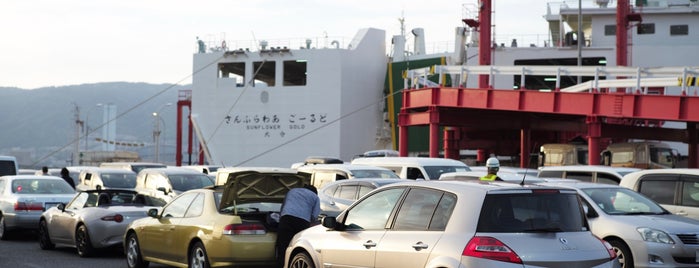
[
  {"left": 582, "top": 187, "right": 667, "bottom": 215},
  {"left": 351, "top": 169, "right": 400, "bottom": 179},
  {"left": 477, "top": 191, "right": 586, "bottom": 233},
  {"left": 12, "top": 178, "right": 75, "bottom": 194},
  {"left": 169, "top": 174, "right": 214, "bottom": 191},
  {"left": 424, "top": 166, "right": 471, "bottom": 180},
  {"left": 102, "top": 173, "right": 137, "bottom": 188}
]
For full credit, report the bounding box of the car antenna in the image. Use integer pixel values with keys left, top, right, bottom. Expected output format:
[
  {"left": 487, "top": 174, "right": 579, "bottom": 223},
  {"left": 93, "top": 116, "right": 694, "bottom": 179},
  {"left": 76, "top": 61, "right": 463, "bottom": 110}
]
[{"left": 519, "top": 169, "right": 527, "bottom": 186}]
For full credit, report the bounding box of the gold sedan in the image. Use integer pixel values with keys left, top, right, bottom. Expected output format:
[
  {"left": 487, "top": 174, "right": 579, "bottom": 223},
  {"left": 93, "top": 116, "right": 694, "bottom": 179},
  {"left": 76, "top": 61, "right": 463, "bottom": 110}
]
[{"left": 124, "top": 168, "right": 309, "bottom": 268}]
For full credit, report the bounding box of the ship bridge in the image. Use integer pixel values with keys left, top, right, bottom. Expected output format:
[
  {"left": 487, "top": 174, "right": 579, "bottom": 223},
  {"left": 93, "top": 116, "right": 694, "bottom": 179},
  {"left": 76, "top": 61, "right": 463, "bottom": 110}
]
[{"left": 398, "top": 65, "right": 699, "bottom": 168}]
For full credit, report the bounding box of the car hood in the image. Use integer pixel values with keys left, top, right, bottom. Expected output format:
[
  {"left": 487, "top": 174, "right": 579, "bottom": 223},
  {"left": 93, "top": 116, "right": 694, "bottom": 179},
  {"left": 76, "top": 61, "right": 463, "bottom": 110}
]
[
  {"left": 611, "top": 214, "right": 699, "bottom": 233},
  {"left": 219, "top": 170, "right": 310, "bottom": 208}
]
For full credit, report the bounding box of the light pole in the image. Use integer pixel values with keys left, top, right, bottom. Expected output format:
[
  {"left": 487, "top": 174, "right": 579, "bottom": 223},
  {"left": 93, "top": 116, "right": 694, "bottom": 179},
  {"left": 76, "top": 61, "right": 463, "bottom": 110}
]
[
  {"left": 153, "top": 103, "right": 172, "bottom": 163},
  {"left": 84, "top": 103, "right": 103, "bottom": 151}
]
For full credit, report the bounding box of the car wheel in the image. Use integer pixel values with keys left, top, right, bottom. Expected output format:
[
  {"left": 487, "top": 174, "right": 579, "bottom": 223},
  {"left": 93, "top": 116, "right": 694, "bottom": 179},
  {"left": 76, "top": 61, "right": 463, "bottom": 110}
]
[
  {"left": 189, "top": 241, "right": 210, "bottom": 268},
  {"left": 125, "top": 232, "right": 149, "bottom": 268},
  {"left": 289, "top": 251, "right": 315, "bottom": 268},
  {"left": 609, "top": 239, "right": 634, "bottom": 268},
  {"left": 75, "top": 224, "right": 94, "bottom": 257},
  {"left": 38, "top": 220, "right": 55, "bottom": 250},
  {"left": 0, "top": 214, "right": 7, "bottom": 241}
]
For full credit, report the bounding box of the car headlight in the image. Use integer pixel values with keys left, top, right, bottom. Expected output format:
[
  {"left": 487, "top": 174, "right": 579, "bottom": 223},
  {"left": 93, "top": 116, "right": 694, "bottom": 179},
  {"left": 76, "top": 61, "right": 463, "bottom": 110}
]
[{"left": 637, "top": 227, "right": 675, "bottom": 244}]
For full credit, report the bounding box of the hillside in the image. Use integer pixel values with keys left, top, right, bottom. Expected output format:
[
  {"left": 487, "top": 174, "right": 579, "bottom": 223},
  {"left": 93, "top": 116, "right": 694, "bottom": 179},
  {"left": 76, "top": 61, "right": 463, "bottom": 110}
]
[{"left": 0, "top": 82, "right": 188, "bottom": 168}]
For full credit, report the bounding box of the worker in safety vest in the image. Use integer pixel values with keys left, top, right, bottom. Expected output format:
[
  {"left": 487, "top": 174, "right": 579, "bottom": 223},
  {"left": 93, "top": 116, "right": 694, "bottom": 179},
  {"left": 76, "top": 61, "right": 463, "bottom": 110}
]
[{"left": 480, "top": 157, "right": 502, "bottom": 181}]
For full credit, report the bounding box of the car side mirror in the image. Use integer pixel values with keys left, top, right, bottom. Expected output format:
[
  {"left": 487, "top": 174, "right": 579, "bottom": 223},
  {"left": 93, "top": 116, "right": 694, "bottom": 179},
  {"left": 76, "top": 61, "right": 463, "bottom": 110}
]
[
  {"left": 147, "top": 208, "right": 160, "bottom": 218},
  {"left": 322, "top": 216, "right": 337, "bottom": 229},
  {"left": 157, "top": 187, "right": 169, "bottom": 194},
  {"left": 57, "top": 203, "right": 65, "bottom": 211}
]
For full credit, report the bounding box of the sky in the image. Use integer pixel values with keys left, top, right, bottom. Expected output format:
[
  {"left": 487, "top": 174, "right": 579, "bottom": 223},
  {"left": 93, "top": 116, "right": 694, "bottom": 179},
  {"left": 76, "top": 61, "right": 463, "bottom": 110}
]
[{"left": 1, "top": 0, "right": 550, "bottom": 89}]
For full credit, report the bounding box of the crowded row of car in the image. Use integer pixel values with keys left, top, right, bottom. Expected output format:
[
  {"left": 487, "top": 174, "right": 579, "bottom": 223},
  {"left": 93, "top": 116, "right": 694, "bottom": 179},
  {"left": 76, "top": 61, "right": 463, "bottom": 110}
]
[{"left": 1, "top": 158, "right": 699, "bottom": 268}]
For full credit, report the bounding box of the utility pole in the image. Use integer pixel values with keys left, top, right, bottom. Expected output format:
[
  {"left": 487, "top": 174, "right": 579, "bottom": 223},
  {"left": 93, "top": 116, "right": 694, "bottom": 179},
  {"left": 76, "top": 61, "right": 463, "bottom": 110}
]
[{"left": 73, "top": 104, "right": 83, "bottom": 165}]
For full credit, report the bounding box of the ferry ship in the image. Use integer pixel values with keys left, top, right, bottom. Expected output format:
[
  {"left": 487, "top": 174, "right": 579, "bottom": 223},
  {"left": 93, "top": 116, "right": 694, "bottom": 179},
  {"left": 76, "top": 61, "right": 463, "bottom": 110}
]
[{"left": 187, "top": 0, "right": 699, "bottom": 168}]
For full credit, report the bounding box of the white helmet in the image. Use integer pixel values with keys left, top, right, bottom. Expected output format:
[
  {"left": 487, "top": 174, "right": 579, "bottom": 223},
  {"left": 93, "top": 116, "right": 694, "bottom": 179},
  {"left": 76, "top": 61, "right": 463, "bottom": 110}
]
[{"left": 485, "top": 157, "right": 500, "bottom": 168}]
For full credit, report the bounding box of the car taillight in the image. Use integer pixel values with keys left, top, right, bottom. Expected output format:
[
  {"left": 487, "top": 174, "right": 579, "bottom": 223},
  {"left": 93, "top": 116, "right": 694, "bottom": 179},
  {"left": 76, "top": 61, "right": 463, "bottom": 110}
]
[
  {"left": 598, "top": 237, "right": 617, "bottom": 260},
  {"left": 223, "top": 223, "right": 266, "bottom": 235},
  {"left": 101, "top": 214, "right": 124, "bottom": 223},
  {"left": 14, "top": 202, "right": 44, "bottom": 211},
  {"left": 462, "top": 236, "right": 522, "bottom": 264}
]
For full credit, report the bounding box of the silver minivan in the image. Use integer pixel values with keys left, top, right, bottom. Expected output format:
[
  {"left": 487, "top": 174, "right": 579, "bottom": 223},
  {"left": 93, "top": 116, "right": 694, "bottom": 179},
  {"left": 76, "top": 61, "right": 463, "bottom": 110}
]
[{"left": 620, "top": 168, "right": 699, "bottom": 220}]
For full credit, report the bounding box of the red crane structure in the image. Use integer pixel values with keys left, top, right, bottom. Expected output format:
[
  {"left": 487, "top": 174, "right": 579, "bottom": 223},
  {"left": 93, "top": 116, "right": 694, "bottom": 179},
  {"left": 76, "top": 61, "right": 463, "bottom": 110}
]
[{"left": 398, "top": 0, "right": 699, "bottom": 168}]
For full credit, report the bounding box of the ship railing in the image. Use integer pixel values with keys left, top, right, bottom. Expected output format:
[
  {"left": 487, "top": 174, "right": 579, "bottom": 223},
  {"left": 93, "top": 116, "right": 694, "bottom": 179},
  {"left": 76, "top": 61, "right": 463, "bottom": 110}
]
[
  {"left": 195, "top": 35, "right": 352, "bottom": 54},
  {"left": 405, "top": 65, "right": 699, "bottom": 95}
]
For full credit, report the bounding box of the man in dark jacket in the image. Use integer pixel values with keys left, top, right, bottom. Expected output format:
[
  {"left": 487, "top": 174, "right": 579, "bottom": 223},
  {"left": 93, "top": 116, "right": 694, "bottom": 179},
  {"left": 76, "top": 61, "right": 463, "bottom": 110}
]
[{"left": 60, "top": 167, "right": 76, "bottom": 189}]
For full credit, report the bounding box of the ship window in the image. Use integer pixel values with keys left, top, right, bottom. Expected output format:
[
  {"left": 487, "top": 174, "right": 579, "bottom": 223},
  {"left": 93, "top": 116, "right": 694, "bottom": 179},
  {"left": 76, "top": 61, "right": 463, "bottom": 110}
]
[
  {"left": 218, "top": 62, "right": 245, "bottom": 87},
  {"left": 670, "top": 25, "right": 688, "bottom": 36},
  {"left": 253, "top": 61, "right": 275, "bottom": 87},
  {"left": 283, "top": 60, "right": 307, "bottom": 86},
  {"left": 637, "top": 23, "right": 655, "bottom": 35},
  {"left": 604, "top": 25, "right": 616, "bottom": 36}
]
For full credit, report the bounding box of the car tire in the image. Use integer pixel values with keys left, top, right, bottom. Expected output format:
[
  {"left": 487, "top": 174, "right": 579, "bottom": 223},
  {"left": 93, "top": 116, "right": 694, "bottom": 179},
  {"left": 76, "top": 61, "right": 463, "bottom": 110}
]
[
  {"left": 75, "top": 224, "right": 94, "bottom": 257},
  {"left": 609, "top": 239, "right": 634, "bottom": 268},
  {"left": 289, "top": 251, "right": 315, "bottom": 268},
  {"left": 38, "top": 219, "right": 55, "bottom": 250},
  {"left": 125, "top": 232, "right": 149, "bottom": 268},
  {"left": 189, "top": 241, "right": 210, "bottom": 268},
  {"left": 0, "top": 214, "right": 7, "bottom": 241}
]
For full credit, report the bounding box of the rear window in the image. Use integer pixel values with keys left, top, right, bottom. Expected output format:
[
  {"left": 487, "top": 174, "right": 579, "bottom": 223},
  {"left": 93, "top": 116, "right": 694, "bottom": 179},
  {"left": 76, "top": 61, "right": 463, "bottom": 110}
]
[
  {"left": 102, "top": 173, "right": 137, "bottom": 188},
  {"left": 423, "top": 165, "right": 471, "bottom": 180},
  {"left": 12, "top": 179, "right": 75, "bottom": 194},
  {"left": 0, "top": 160, "right": 17, "bottom": 176},
  {"left": 477, "top": 192, "right": 586, "bottom": 233}
]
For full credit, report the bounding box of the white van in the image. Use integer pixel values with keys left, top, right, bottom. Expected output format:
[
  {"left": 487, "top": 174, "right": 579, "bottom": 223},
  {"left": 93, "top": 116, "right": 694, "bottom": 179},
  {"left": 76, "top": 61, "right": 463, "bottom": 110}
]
[
  {"left": 0, "top": 156, "right": 18, "bottom": 176},
  {"left": 295, "top": 163, "right": 400, "bottom": 188},
  {"left": 620, "top": 169, "right": 699, "bottom": 220},
  {"left": 350, "top": 157, "right": 470, "bottom": 180},
  {"left": 537, "top": 165, "right": 641, "bottom": 185}
]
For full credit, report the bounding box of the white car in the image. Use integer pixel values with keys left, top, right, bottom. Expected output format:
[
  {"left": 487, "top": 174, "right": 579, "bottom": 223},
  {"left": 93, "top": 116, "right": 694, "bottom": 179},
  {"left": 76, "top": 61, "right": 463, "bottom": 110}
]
[
  {"left": 539, "top": 180, "right": 699, "bottom": 268},
  {"left": 318, "top": 178, "right": 401, "bottom": 217},
  {"left": 0, "top": 175, "right": 75, "bottom": 239},
  {"left": 537, "top": 165, "right": 641, "bottom": 184},
  {"left": 619, "top": 168, "right": 699, "bottom": 220},
  {"left": 285, "top": 180, "right": 619, "bottom": 268}
]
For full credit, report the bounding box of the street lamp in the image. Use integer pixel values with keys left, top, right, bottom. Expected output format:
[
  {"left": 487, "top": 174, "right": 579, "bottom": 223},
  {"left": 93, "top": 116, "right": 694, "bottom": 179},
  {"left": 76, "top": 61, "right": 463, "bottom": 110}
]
[
  {"left": 84, "top": 103, "right": 103, "bottom": 151},
  {"left": 153, "top": 103, "right": 172, "bottom": 163}
]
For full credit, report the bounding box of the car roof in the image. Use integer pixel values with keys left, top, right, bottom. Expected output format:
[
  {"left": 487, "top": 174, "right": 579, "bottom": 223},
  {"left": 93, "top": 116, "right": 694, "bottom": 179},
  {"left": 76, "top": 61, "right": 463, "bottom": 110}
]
[
  {"left": 320, "top": 178, "right": 402, "bottom": 189},
  {"left": 351, "top": 156, "right": 469, "bottom": 166},
  {"left": 1, "top": 175, "right": 65, "bottom": 180},
  {"left": 439, "top": 171, "right": 544, "bottom": 184},
  {"left": 296, "top": 163, "right": 394, "bottom": 172},
  {"left": 538, "top": 165, "right": 641, "bottom": 174},
  {"left": 139, "top": 167, "right": 209, "bottom": 174},
  {"left": 536, "top": 180, "right": 622, "bottom": 190},
  {"left": 622, "top": 168, "right": 699, "bottom": 176},
  {"left": 82, "top": 167, "right": 136, "bottom": 174},
  {"left": 384, "top": 180, "right": 577, "bottom": 196}
]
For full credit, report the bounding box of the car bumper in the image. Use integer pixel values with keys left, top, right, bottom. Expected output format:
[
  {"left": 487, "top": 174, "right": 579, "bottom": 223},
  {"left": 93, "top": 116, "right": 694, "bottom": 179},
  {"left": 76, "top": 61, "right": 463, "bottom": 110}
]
[
  {"left": 633, "top": 242, "right": 699, "bottom": 267},
  {"left": 205, "top": 233, "right": 277, "bottom": 266},
  {"left": 89, "top": 221, "right": 134, "bottom": 248},
  {"left": 3, "top": 212, "right": 41, "bottom": 230}
]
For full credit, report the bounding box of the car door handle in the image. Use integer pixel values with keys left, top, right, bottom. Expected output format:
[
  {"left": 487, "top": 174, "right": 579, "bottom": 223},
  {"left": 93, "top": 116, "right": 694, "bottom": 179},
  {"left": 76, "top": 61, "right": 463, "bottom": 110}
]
[
  {"left": 412, "top": 241, "right": 429, "bottom": 251},
  {"left": 363, "top": 240, "right": 377, "bottom": 249}
]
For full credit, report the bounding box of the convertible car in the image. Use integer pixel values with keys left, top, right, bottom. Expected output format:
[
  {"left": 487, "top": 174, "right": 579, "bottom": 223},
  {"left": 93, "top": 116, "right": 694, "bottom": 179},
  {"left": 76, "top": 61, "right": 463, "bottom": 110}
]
[{"left": 38, "top": 189, "right": 164, "bottom": 257}]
